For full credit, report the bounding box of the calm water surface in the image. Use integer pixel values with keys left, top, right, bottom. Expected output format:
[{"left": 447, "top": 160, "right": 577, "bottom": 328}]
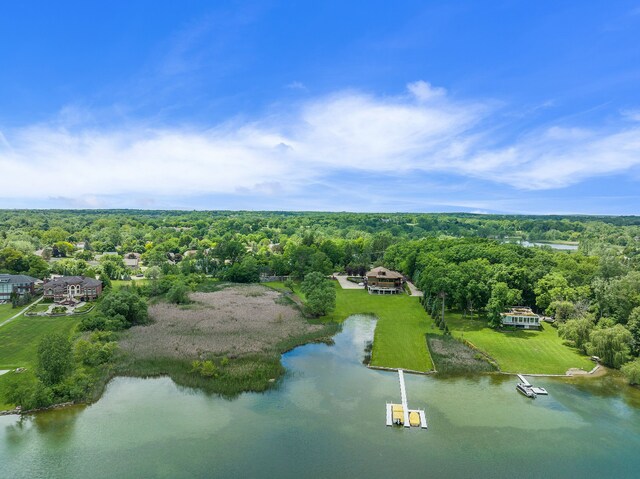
[{"left": 2, "top": 315, "right": 640, "bottom": 478}]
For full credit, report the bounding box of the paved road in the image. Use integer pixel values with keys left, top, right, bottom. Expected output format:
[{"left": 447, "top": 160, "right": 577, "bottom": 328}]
[
  {"left": 334, "top": 274, "right": 365, "bottom": 290},
  {"left": 0, "top": 296, "right": 43, "bottom": 328}
]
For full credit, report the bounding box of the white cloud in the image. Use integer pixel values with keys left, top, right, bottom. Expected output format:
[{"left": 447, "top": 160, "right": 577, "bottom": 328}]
[
  {"left": 1, "top": 82, "right": 640, "bottom": 205},
  {"left": 407, "top": 80, "right": 446, "bottom": 102}
]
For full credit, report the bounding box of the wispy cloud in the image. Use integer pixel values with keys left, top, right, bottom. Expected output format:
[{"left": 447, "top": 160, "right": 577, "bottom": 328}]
[
  {"left": 1, "top": 81, "right": 639, "bottom": 208},
  {"left": 286, "top": 81, "right": 307, "bottom": 91}
]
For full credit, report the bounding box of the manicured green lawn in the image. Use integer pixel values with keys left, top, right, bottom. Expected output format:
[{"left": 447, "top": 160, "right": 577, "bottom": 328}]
[
  {"left": 0, "top": 315, "right": 80, "bottom": 369},
  {"left": 265, "top": 281, "right": 436, "bottom": 371},
  {"left": 444, "top": 312, "right": 593, "bottom": 374},
  {"left": 28, "top": 304, "right": 51, "bottom": 314},
  {"left": 331, "top": 287, "right": 436, "bottom": 371},
  {"left": 0, "top": 303, "right": 17, "bottom": 323}
]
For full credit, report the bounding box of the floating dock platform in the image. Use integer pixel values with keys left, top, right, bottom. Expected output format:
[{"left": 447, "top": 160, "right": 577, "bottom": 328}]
[{"left": 385, "top": 369, "right": 427, "bottom": 429}]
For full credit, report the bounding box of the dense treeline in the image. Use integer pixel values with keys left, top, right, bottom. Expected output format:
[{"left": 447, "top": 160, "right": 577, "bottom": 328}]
[
  {"left": 1, "top": 209, "right": 639, "bottom": 381},
  {"left": 385, "top": 236, "right": 640, "bottom": 372},
  {"left": 1, "top": 210, "right": 639, "bottom": 282}
]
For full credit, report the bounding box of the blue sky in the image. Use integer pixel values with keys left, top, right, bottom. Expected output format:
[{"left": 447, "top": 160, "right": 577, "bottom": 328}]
[{"left": 1, "top": 1, "right": 640, "bottom": 214}]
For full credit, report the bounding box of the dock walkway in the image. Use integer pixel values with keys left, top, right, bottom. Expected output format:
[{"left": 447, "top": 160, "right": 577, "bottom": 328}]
[{"left": 386, "top": 369, "right": 427, "bottom": 429}]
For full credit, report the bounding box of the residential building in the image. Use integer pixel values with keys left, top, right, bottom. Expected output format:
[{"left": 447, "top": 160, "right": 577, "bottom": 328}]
[
  {"left": 0, "top": 274, "right": 38, "bottom": 301},
  {"left": 500, "top": 307, "right": 541, "bottom": 329},
  {"left": 43, "top": 276, "right": 103, "bottom": 302},
  {"left": 365, "top": 267, "right": 404, "bottom": 294},
  {"left": 123, "top": 252, "right": 141, "bottom": 269}
]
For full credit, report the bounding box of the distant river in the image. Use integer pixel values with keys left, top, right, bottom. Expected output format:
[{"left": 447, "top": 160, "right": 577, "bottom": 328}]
[{"left": 2, "top": 315, "right": 640, "bottom": 478}]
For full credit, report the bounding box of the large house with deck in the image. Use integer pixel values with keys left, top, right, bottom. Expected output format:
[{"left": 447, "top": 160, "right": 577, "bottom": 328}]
[
  {"left": 500, "top": 307, "right": 540, "bottom": 329},
  {"left": 365, "top": 267, "right": 404, "bottom": 294}
]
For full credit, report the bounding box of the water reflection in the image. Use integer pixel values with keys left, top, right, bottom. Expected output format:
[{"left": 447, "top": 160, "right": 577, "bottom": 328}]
[{"left": 1, "top": 315, "right": 640, "bottom": 479}]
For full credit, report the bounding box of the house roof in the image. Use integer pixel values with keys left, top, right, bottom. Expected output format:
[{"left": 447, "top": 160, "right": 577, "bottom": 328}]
[
  {"left": 44, "top": 276, "right": 102, "bottom": 290},
  {"left": 0, "top": 274, "right": 38, "bottom": 284},
  {"left": 365, "top": 267, "right": 404, "bottom": 279},
  {"left": 501, "top": 307, "right": 539, "bottom": 317}
]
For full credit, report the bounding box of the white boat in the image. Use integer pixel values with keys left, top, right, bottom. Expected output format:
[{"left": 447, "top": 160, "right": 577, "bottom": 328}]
[{"left": 516, "top": 383, "right": 536, "bottom": 398}]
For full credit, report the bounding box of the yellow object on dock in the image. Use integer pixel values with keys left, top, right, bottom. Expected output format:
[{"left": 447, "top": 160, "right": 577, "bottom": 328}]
[
  {"left": 409, "top": 411, "right": 420, "bottom": 427},
  {"left": 392, "top": 404, "right": 404, "bottom": 423}
]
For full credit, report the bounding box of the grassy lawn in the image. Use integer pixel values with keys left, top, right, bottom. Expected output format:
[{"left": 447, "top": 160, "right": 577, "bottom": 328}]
[
  {"left": 0, "top": 315, "right": 80, "bottom": 369},
  {"left": 265, "top": 281, "right": 436, "bottom": 372},
  {"left": 0, "top": 314, "right": 80, "bottom": 410},
  {"left": 28, "top": 303, "right": 51, "bottom": 314},
  {"left": 0, "top": 303, "right": 17, "bottom": 323},
  {"left": 444, "top": 312, "right": 593, "bottom": 374}
]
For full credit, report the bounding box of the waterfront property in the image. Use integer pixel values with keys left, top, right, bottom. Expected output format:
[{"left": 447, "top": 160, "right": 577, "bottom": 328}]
[
  {"left": 500, "top": 307, "right": 540, "bottom": 330},
  {"left": 365, "top": 267, "right": 404, "bottom": 294},
  {"left": 0, "top": 274, "right": 38, "bottom": 301},
  {"left": 43, "top": 276, "right": 103, "bottom": 302},
  {"left": 445, "top": 311, "right": 592, "bottom": 374}
]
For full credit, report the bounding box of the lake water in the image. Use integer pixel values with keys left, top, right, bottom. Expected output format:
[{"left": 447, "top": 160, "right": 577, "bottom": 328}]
[
  {"left": 2, "top": 315, "right": 640, "bottom": 478},
  {"left": 517, "top": 241, "right": 579, "bottom": 251}
]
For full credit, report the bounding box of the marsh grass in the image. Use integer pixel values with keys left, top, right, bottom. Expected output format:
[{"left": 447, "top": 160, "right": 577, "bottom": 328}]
[
  {"left": 427, "top": 334, "right": 496, "bottom": 374},
  {"left": 115, "top": 284, "right": 338, "bottom": 397}
]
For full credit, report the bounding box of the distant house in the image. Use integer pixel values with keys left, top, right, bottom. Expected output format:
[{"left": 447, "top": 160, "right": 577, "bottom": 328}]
[
  {"left": 500, "top": 307, "right": 540, "bottom": 330},
  {"left": 43, "top": 276, "right": 103, "bottom": 302},
  {"left": 365, "top": 267, "right": 404, "bottom": 294},
  {"left": 0, "top": 274, "right": 38, "bottom": 301},
  {"left": 123, "top": 252, "right": 141, "bottom": 269}
]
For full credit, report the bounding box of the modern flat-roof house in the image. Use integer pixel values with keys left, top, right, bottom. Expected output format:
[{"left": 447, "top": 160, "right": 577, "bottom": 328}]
[
  {"left": 43, "top": 276, "right": 103, "bottom": 302},
  {"left": 365, "top": 267, "right": 404, "bottom": 294},
  {"left": 0, "top": 274, "right": 38, "bottom": 301},
  {"left": 500, "top": 307, "right": 540, "bottom": 329}
]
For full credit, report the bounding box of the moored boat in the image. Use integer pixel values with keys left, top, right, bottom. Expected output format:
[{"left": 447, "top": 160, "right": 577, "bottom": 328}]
[{"left": 516, "top": 383, "right": 536, "bottom": 398}]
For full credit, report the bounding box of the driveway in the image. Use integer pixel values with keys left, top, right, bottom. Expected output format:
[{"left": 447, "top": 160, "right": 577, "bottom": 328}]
[
  {"left": 406, "top": 281, "right": 423, "bottom": 297},
  {"left": 334, "top": 274, "right": 365, "bottom": 290}
]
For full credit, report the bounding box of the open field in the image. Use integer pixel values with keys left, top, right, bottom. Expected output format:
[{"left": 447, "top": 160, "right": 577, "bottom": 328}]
[
  {"left": 266, "top": 281, "right": 436, "bottom": 372},
  {"left": 444, "top": 312, "right": 593, "bottom": 374},
  {"left": 119, "top": 284, "right": 329, "bottom": 360}
]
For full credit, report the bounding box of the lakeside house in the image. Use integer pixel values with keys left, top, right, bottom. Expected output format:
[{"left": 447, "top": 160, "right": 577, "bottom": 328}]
[
  {"left": 500, "top": 307, "right": 540, "bottom": 329},
  {"left": 365, "top": 267, "right": 404, "bottom": 294},
  {"left": 0, "top": 274, "right": 38, "bottom": 301},
  {"left": 43, "top": 276, "right": 103, "bottom": 302}
]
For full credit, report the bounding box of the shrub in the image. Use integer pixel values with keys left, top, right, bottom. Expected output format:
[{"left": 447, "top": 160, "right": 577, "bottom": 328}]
[
  {"left": 166, "top": 281, "right": 191, "bottom": 304},
  {"left": 191, "top": 360, "right": 219, "bottom": 378}
]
